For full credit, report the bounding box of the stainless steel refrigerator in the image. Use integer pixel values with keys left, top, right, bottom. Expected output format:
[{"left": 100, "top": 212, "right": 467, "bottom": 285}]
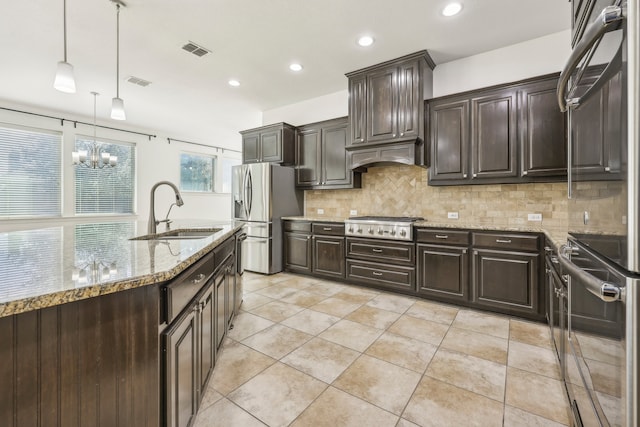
[{"left": 232, "top": 163, "right": 303, "bottom": 274}]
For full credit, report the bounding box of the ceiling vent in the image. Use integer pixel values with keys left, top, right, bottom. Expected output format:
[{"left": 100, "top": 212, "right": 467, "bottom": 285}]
[
  {"left": 126, "top": 76, "right": 151, "bottom": 87},
  {"left": 181, "top": 41, "right": 211, "bottom": 57}
]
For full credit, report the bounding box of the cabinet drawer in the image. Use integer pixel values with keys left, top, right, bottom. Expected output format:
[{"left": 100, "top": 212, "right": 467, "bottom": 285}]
[
  {"left": 416, "top": 229, "right": 470, "bottom": 245},
  {"left": 346, "top": 237, "right": 415, "bottom": 265},
  {"left": 213, "top": 237, "right": 235, "bottom": 267},
  {"left": 312, "top": 223, "right": 345, "bottom": 236},
  {"left": 165, "top": 251, "right": 215, "bottom": 324},
  {"left": 472, "top": 232, "right": 540, "bottom": 252},
  {"left": 346, "top": 259, "right": 415, "bottom": 291},
  {"left": 284, "top": 220, "right": 311, "bottom": 233}
]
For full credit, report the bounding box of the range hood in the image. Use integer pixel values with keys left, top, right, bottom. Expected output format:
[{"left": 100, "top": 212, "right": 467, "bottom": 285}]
[{"left": 347, "top": 139, "right": 427, "bottom": 170}]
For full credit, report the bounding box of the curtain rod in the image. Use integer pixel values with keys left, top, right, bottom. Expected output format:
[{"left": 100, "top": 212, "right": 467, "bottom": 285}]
[
  {"left": 166, "top": 137, "right": 241, "bottom": 153},
  {"left": 0, "top": 107, "right": 156, "bottom": 140}
]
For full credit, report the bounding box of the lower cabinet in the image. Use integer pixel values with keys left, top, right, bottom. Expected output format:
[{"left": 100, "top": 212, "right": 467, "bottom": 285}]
[
  {"left": 283, "top": 221, "right": 345, "bottom": 278},
  {"left": 215, "top": 265, "right": 227, "bottom": 351},
  {"left": 416, "top": 244, "right": 469, "bottom": 303},
  {"left": 313, "top": 235, "right": 345, "bottom": 278},
  {"left": 284, "top": 231, "right": 312, "bottom": 273}
]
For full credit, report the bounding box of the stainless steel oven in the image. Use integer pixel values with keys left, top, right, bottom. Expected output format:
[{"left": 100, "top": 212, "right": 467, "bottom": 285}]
[{"left": 557, "top": 1, "right": 639, "bottom": 425}]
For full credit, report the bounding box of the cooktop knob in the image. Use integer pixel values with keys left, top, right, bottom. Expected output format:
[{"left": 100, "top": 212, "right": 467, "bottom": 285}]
[
  {"left": 400, "top": 229, "right": 407, "bottom": 237},
  {"left": 368, "top": 227, "right": 374, "bottom": 234},
  {"left": 348, "top": 227, "right": 354, "bottom": 233},
  {"left": 378, "top": 228, "right": 383, "bottom": 235},
  {"left": 357, "top": 228, "right": 363, "bottom": 233},
  {"left": 390, "top": 229, "right": 396, "bottom": 235}
]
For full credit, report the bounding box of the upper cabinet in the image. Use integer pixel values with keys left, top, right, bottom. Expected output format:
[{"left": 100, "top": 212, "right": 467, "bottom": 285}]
[
  {"left": 240, "top": 123, "right": 296, "bottom": 165},
  {"left": 295, "top": 117, "right": 361, "bottom": 189},
  {"left": 345, "top": 51, "right": 435, "bottom": 169},
  {"left": 428, "top": 73, "right": 567, "bottom": 186}
]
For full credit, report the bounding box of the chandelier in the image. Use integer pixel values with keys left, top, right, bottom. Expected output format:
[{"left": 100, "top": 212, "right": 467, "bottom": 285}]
[
  {"left": 72, "top": 92, "right": 118, "bottom": 168},
  {"left": 72, "top": 260, "right": 118, "bottom": 284}
]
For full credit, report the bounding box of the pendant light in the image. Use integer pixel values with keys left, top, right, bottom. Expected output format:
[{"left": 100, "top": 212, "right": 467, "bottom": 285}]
[
  {"left": 54, "top": 0, "right": 76, "bottom": 93},
  {"left": 72, "top": 92, "right": 118, "bottom": 168},
  {"left": 111, "top": 1, "right": 126, "bottom": 120}
]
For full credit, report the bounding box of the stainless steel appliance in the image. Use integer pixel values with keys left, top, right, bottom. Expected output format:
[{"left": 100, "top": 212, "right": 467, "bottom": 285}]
[
  {"left": 232, "top": 163, "right": 303, "bottom": 274},
  {"left": 556, "top": 1, "right": 639, "bottom": 425},
  {"left": 344, "top": 216, "right": 424, "bottom": 241}
]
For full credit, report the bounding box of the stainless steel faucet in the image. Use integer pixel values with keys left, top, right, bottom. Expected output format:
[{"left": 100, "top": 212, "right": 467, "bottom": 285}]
[{"left": 148, "top": 181, "right": 184, "bottom": 234}]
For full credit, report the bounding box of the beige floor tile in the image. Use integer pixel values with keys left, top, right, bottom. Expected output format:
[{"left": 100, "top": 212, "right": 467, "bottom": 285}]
[
  {"left": 255, "top": 283, "right": 299, "bottom": 299},
  {"left": 503, "top": 405, "right": 568, "bottom": 427},
  {"left": 366, "top": 293, "right": 415, "bottom": 314},
  {"left": 597, "top": 390, "right": 623, "bottom": 427},
  {"left": 334, "top": 287, "right": 380, "bottom": 304},
  {"left": 227, "top": 312, "right": 275, "bottom": 341},
  {"left": 241, "top": 324, "right": 313, "bottom": 359},
  {"left": 586, "top": 358, "right": 622, "bottom": 397},
  {"left": 228, "top": 362, "right": 327, "bottom": 427},
  {"left": 291, "top": 386, "right": 398, "bottom": 427},
  {"left": 345, "top": 305, "right": 401, "bottom": 330},
  {"left": 452, "top": 309, "right": 510, "bottom": 339},
  {"left": 194, "top": 398, "right": 267, "bottom": 427},
  {"left": 404, "top": 299, "right": 459, "bottom": 325},
  {"left": 396, "top": 419, "right": 421, "bottom": 427},
  {"left": 310, "top": 296, "right": 363, "bottom": 317},
  {"left": 426, "top": 348, "right": 506, "bottom": 402},
  {"left": 387, "top": 315, "right": 450, "bottom": 346},
  {"left": 209, "top": 341, "right": 276, "bottom": 395},
  {"left": 440, "top": 327, "right": 508, "bottom": 364},
  {"left": 506, "top": 367, "right": 571, "bottom": 425},
  {"left": 198, "top": 385, "right": 223, "bottom": 411},
  {"left": 279, "top": 289, "right": 329, "bottom": 307},
  {"left": 575, "top": 332, "right": 623, "bottom": 366},
  {"left": 247, "top": 300, "right": 305, "bottom": 322},
  {"left": 306, "top": 280, "right": 348, "bottom": 297},
  {"left": 319, "top": 319, "right": 383, "bottom": 352},
  {"left": 402, "top": 376, "right": 503, "bottom": 427},
  {"left": 239, "top": 292, "right": 275, "bottom": 311},
  {"left": 280, "top": 309, "right": 341, "bottom": 336},
  {"left": 281, "top": 337, "right": 360, "bottom": 383},
  {"left": 508, "top": 340, "right": 561, "bottom": 380},
  {"left": 276, "top": 276, "right": 318, "bottom": 290},
  {"left": 333, "top": 354, "right": 421, "bottom": 415},
  {"left": 242, "top": 279, "right": 273, "bottom": 293},
  {"left": 510, "top": 319, "right": 553, "bottom": 349},
  {"left": 365, "top": 332, "right": 437, "bottom": 373}
]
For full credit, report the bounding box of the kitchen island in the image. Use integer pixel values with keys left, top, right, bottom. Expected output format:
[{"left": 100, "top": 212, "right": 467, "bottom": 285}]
[{"left": 0, "top": 220, "right": 243, "bottom": 427}]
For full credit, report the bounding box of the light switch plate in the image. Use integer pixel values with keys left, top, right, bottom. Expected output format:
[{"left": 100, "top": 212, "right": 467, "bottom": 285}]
[
  {"left": 350, "top": 209, "right": 358, "bottom": 216},
  {"left": 528, "top": 213, "right": 543, "bottom": 221},
  {"left": 317, "top": 208, "right": 324, "bottom": 215},
  {"left": 448, "top": 212, "right": 459, "bottom": 219}
]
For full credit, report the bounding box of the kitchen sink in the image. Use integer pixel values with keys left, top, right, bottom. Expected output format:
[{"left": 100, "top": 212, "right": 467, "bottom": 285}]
[{"left": 130, "top": 228, "right": 222, "bottom": 241}]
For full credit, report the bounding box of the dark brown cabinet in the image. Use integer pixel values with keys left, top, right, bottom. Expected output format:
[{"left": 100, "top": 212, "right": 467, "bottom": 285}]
[
  {"left": 240, "top": 123, "right": 296, "bottom": 165},
  {"left": 311, "top": 223, "right": 345, "bottom": 279},
  {"left": 416, "top": 229, "right": 470, "bottom": 304},
  {"left": 283, "top": 221, "right": 312, "bottom": 274},
  {"left": 197, "top": 282, "right": 215, "bottom": 407},
  {"left": 296, "top": 117, "right": 361, "bottom": 189},
  {"left": 428, "top": 99, "right": 470, "bottom": 182},
  {"left": 471, "top": 232, "right": 542, "bottom": 320}
]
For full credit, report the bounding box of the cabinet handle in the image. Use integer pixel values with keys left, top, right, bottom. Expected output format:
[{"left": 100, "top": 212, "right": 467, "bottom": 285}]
[
  {"left": 462, "top": 249, "right": 467, "bottom": 254},
  {"left": 435, "top": 234, "right": 448, "bottom": 239},
  {"left": 307, "top": 236, "right": 311, "bottom": 240},
  {"left": 496, "top": 239, "right": 512, "bottom": 244},
  {"left": 372, "top": 271, "right": 383, "bottom": 276},
  {"left": 551, "top": 256, "right": 559, "bottom": 264},
  {"left": 544, "top": 246, "right": 553, "bottom": 253},
  {"left": 463, "top": 173, "right": 468, "bottom": 178},
  {"left": 359, "top": 138, "right": 364, "bottom": 142},
  {"left": 523, "top": 171, "right": 528, "bottom": 176},
  {"left": 473, "top": 173, "right": 478, "bottom": 178},
  {"left": 400, "top": 132, "right": 404, "bottom": 136},
  {"left": 323, "top": 227, "right": 332, "bottom": 231},
  {"left": 372, "top": 248, "right": 383, "bottom": 253},
  {"left": 193, "top": 273, "right": 206, "bottom": 284},
  {"left": 392, "top": 134, "right": 396, "bottom": 137}
]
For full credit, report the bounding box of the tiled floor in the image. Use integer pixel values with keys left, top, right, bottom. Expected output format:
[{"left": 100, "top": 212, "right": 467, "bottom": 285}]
[{"left": 194, "top": 272, "right": 571, "bottom": 427}]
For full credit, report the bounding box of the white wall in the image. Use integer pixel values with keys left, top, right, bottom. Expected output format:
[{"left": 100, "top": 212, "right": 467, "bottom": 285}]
[
  {"left": 261, "top": 90, "right": 348, "bottom": 126},
  {"left": 0, "top": 100, "right": 245, "bottom": 231}
]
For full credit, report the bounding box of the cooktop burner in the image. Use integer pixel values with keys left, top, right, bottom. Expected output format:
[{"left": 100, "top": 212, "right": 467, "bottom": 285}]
[
  {"left": 345, "top": 216, "right": 424, "bottom": 241},
  {"left": 348, "top": 216, "right": 424, "bottom": 222}
]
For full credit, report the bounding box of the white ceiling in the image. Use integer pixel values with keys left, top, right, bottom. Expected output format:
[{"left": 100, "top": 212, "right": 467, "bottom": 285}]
[{"left": 1, "top": 0, "right": 570, "bottom": 142}]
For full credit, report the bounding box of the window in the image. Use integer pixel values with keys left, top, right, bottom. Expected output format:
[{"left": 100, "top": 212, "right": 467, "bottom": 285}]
[
  {"left": 180, "top": 153, "right": 215, "bottom": 192},
  {"left": 221, "top": 157, "right": 241, "bottom": 193},
  {"left": 75, "top": 137, "right": 136, "bottom": 214},
  {"left": 0, "top": 124, "right": 62, "bottom": 218}
]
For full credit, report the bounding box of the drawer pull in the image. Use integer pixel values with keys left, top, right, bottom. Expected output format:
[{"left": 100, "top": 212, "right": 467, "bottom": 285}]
[
  {"left": 372, "top": 271, "right": 383, "bottom": 276},
  {"left": 372, "top": 248, "right": 383, "bottom": 253},
  {"left": 192, "top": 273, "right": 206, "bottom": 284},
  {"left": 322, "top": 227, "right": 332, "bottom": 231},
  {"left": 435, "top": 234, "right": 449, "bottom": 239},
  {"left": 496, "top": 239, "right": 512, "bottom": 244}
]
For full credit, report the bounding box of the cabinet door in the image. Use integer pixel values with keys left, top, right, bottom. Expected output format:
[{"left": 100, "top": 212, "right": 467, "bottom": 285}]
[
  {"left": 215, "top": 270, "right": 226, "bottom": 350},
  {"left": 397, "top": 60, "right": 421, "bottom": 140},
  {"left": 312, "top": 236, "right": 345, "bottom": 279},
  {"left": 417, "top": 244, "right": 468, "bottom": 303},
  {"left": 429, "top": 99, "right": 470, "bottom": 182},
  {"left": 283, "top": 232, "right": 312, "bottom": 273},
  {"left": 296, "top": 127, "right": 321, "bottom": 187},
  {"left": 571, "top": 76, "right": 609, "bottom": 174},
  {"left": 322, "top": 121, "right": 350, "bottom": 186},
  {"left": 225, "top": 261, "right": 235, "bottom": 328},
  {"left": 472, "top": 249, "right": 540, "bottom": 318},
  {"left": 519, "top": 78, "right": 567, "bottom": 177},
  {"left": 242, "top": 133, "right": 260, "bottom": 163},
  {"left": 366, "top": 65, "right": 398, "bottom": 143},
  {"left": 197, "top": 282, "right": 214, "bottom": 405},
  {"left": 349, "top": 75, "right": 367, "bottom": 145},
  {"left": 260, "top": 129, "right": 282, "bottom": 163},
  {"left": 471, "top": 90, "right": 518, "bottom": 179},
  {"left": 163, "top": 306, "right": 197, "bottom": 427}
]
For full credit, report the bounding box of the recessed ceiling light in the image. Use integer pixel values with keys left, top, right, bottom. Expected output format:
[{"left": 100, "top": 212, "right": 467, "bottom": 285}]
[
  {"left": 357, "top": 36, "right": 375, "bottom": 47},
  {"left": 228, "top": 79, "right": 240, "bottom": 87},
  {"left": 442, "top": 2, "right": 463, "bottom": 16},
  {"left": 289, "top": 63, "right": 303, "bottom": 72}
]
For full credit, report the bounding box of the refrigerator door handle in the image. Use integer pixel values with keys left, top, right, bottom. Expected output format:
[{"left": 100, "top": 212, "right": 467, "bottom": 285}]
[
  {"left": 559, "top": 244, "right": 623, "bottom": 302},
  {"left": 246, "top": 168, "right": 253, "bottom": 218}
]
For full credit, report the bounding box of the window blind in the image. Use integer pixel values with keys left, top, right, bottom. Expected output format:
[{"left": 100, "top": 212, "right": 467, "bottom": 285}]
[{"left": 0, "top": 124, "right": 62, "bottom": 218}]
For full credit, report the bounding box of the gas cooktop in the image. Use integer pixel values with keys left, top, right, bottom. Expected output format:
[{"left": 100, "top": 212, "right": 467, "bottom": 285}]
[{"left": 344, "top": 216, "right": 424, "bottom": 241}]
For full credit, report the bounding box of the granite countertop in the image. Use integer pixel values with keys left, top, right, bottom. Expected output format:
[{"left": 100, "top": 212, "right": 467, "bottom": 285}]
[{"left": 0, "top": 220, "right": 243, "bottom": 318}]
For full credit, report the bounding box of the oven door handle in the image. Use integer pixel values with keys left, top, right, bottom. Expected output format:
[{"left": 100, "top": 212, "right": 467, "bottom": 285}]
[
  {"left": 558, "top": 244, "right": 623, "bottom": 302},
  {"left": 557, "top": 5, "right": 624, "bottom": 112}
]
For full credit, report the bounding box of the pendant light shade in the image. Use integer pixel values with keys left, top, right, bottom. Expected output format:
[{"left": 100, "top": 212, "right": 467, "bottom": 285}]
[
  {"left": 110, "top": 1, "right": 126, "bottom": 120},
  {"left": 54, "top": 0, "right": 76, "bottom": 93}
]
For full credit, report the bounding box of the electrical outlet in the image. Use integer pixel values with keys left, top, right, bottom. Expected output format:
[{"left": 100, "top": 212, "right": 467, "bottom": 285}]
[
  {"left": 447, "top": 212, "right": 459, "bottom": 219},
  {"left": 317, "top": 208, "right": 324, "bottom": 215},
  {"left": 527, "top": 213, "right": 543, "bottom": 221},
  {"left": 350, "top": 209, "right": 358, "bottom": 216}
]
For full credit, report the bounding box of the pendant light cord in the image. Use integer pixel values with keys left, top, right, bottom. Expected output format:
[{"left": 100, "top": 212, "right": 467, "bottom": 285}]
[
  {"left": 116, "top": 4, "right": 120, "bottom": 98},
  {"left": 63, "top": 0, "right": 68, "bottom": 61}
]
